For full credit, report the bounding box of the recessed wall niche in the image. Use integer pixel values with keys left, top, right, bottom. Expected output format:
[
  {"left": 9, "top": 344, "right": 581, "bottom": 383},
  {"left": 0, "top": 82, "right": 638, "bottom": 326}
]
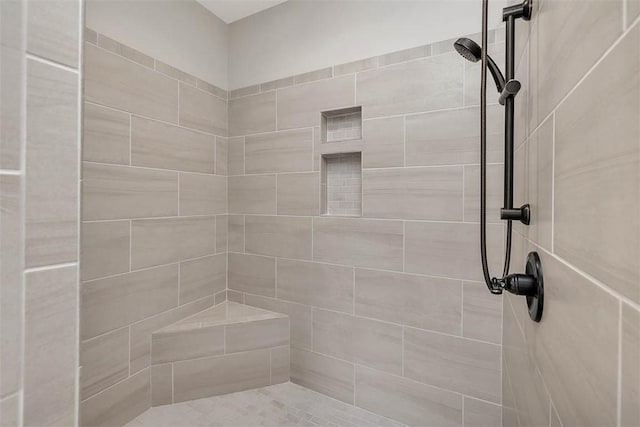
[
  {"left": 321, "top": 106, "right": 362, "bottom": 143},
  {"left": 321, "top": 152, "right": 362, "bottom": 217}
]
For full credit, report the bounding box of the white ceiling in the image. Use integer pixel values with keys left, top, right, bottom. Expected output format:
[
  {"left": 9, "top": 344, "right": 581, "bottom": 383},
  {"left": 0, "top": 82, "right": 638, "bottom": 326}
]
[{"left": 197, "top": 0, "right": 288, "bottom": 23}]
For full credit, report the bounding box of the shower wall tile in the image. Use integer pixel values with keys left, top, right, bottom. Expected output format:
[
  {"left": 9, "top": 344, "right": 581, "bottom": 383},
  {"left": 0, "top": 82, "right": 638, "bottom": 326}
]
[
  {"left": 462, "top": 281, "right": 502, "bottom": 344},
  {"left": 216, "top": 215, "right": 228, "bottom": 253},
  {"left": 25, "top": 59, "right": 78, "bottom": 268},
  {"left": 621, "top": 304, "right": 640, "bottom": 426},
  {"left": 464, "top": 42, "right": 505, "bottom": 107},
  {"left": 554, "top": 24, "right": 640, "bottom": 304},
  {"left": 244, "top": 215, "right": 313, "bottom": 260},
  {"left": 260, "top": 76, "right": 295, "bottom": 92},
  {"left": 245, "top": 128, "right": 313, "bottom": 173},
  {"left": 228, "top": 174, "right": 277, "bottom": 214},
  {"left": 378, "top": 44, "right": 431, "bottom": 66},
  {"left": 277, "top": 172, "right": 320, "bottom": 216},
  {"left": 83, "top": 102, "right": 130, "bottom": 165},
  {"left": 82, "top": 162, "right": 178, "bottom": 221},
  {"left": 80, "top": 327, "right": 130, "bottom": 399},
  {"left": 27, "top": 0, "right": 78, "bottom": 67},
  {"left": 629, "top": 0, "right": 640, "bottom": 26},
  {"left": 290, "top": 347, "right": 354, "bottom": 404},
  {"left": 271, "top": 346, "right": 290, "bottom": 384},
  {"left": 277, "top": 75, "right": 355, "bottom": 130},
  {"left": 131, "top": 116, "right": 216, "bottom": 174},
  {"left": 80, "top": 264, "right": 179, "bottom": 340},
  {"left": 229, "top": 85, "right": 260, "bottom": 99},
  {"left": 155, "top": 61, "right": 197, "bottom": 86},
  {"left": 293, "top": 67, "right": 333, "bottom": 85},
  {"left": 179, "top": 173, "right": 227, "bottom": 216},
  {"left": 97, "top": 34, "right": 155, "bottom": 69},
  {"left": 179, "top": 254, "right": 227, "bottom": 304},
  {"left": 228, "top": 252, "right": 276, "bottom": 297},
  {"left": 526, "top": 114, "right": 553, "bottom": 250},
  {"left": 179, "top": 82, "right": 227, "bottom": 135},
  {"left": 356, "top": 53, "right": 462, "bottom": 119},
  {"left": 405, "top": 104, "right": 504, "bottom": 166},
  {"left": 228, "top": 137, "right": 245, "bottom": 175},
  {"left": 463, "top": 164, "right": 504, "bottom": 224},
  {"left": 355, "top": 365, "right": 462, "bottom": 427},
  {"left": 225, "top": 317, "right": 289, "bottom": 353},
  {"left": 333, "top": 57, "right": 378, "bottom": 76},
  {"left": 228, "top": 215, "right": 245, "bottom": 252},
  {"left": 84, "top": 43, "right": 179, "bottom": 123},
  {"left": 463, "top": 397, "right": 502, "bottom": 427},
  {"left": 216, "top": 137, "right": 228, "bottom": 175},
  {"left": 362, "top": 166, "right": 463, "bottom": 220},
  {"left": 0, "top": 395, "right": 19, "bottom": 426},
  {"left": 404, "top": 327, "right": 501, "bottom": 403},
  {"left": 152, "top": 326, "right": 224, "bottom": 364},
  {"left": 228, "top": 91, "right": 277, "bottom": 136},
  {"left": 361, "top": 117, "right": 404, "bottom": 168},
  {"left": 151, "top": 364, "right": 173, "bottom": 407},
  {"left": 313, "top": 218, "right": 403, "bottom": 271},
  {"left": 130, "top": 216, "right": 216, "bottom": 269},
  {"left": 355, "top": 268, "right": 462, "bottom": 335},
  {"left": 80, "top": 220, "right": 130, "bottom": 281}
]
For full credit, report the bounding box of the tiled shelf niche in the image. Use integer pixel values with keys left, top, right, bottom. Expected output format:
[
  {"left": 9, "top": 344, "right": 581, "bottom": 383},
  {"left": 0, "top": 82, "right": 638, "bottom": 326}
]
[
  {"left": 321, "top": 106, "right": 362, "bottom": 143},
  {"left": 321, "top": 152, "right": 362, "bottom": 217}
]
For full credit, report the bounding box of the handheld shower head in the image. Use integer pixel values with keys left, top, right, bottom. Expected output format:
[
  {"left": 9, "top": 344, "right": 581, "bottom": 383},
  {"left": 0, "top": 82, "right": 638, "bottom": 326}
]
[{"left": 454, "top": 38, "right": 482, "bottom": 63}]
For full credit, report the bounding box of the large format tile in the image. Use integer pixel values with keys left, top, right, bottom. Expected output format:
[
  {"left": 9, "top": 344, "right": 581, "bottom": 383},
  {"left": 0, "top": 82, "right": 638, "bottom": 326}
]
[
  {"left": 270, "top": 346, "right": 290, "bottom": 385},
  {"left": 23, "top": 266, "right": 77, "bottom": 427},
  {"left": 463, "top": 397, "right": 501, "bottom": 427},
  {"left": 152, "top": 326, "right": 224, "bottom": 364},
  {"left": 355, "top": 269, "right": 461, "bottom": 335},
  {"left": 225, "top": 317, "right": 289, "bottom": 353},
  {"left": 244, "top": 294, "right": 312, "bottom": 349},
  {"left": 462, "top": 281, "right": 502, "bottom": 344},
  {"left": 131, "top": 116, "right": 216, "bottom": 174},
  {"left": 463, "top": 163, "right": 504, "bottom": 224},
  {"left": 0, "top": 395, "right": 19, "bottom": 427},
  {"left": 81, "top": 220, "right": 130, "bottom": 281},
  {"left": 228, "top": 137, "right": 244, "bottom": 175},
  {"left": 179, "top": 83, "right": 227, "bottom": 135},
  {"left": 404, "top": 327, "right": 501, "bottom": 403},
  {"left": 84, "top": 43, "right": 178, "bottom": 123},
  {"left": 179, "top": 173, "right": 226, "bottom": 216},
  {"left": 290, "top": 348, "right": 354, "bottom": 405},
  {"left": 245, "top": 128, "right": 313, "bottom": 173},
  {"left": 26, "top": 59, "right": 78, "bottom": 268},
  {"left": 277, "top": 258, "right": 353, "bottom": 313},
  {"left": 216, "top": 214, "right": 228, "bottom": 253},
  {"left": 27, "top": 0, "right": 78, "bottom": 67},
  {"left": 362, "top": 117, "right": 404, "bottom": 168},
  {"left": 216, "top": 136, "right": 228, "bottom": 175},
  {"left": 277, "top": 172, "right": 320, "bottom": 216},
  {"left": 244, "top": 215, "right": 312, "bottom": 260},
  {"left": 357, "top": 53, "right": 462, "bottom": 119},
  {"left": 621, "top": 304, "right": 640, "bottom": 426},
  {"left": 526, "top": 115, "right": 553, "bottom": 250},
  {"left": 363, "top": 166, "right": 463, "bottom": 220},
  {"left": 228, "top": 175, "right": 276, "bottom": 214},
  {"left": 81, "top": 264, "right": 178, "bottom": 340},
  {"left": 313, "top": 218, "right": 403, "bottom": 271},
  {"left": 179, "top": 254, "right": 226, "bottom": 304},
  {"left": 554, "top": 24, "right": 640, "bottom": 304},
  {"left": 83, "top": 102, "right": 130, "bottom": 165},
  {"left": 130, "top": 216, "right": 216, "bottom": 269},
  {"left": 228, "top": 253, "right": 276, "bottom": 297},
  {"left": 229, "top": 91, "right": 276, "bottom": 136},
  {"left": 80, "top": 327, "right": 129, "bottom": 399},
  {"left": 277, "top": 76, "right": 355, "bottom": 130},
  {"left": 151, "top": 364, "right": 172, "bottom": 407},
  {"left": 228, "top": 215, "right": 244, "bottom": 252},
  {"left": 355, "top": 365, "right": 462, "bottom": 427}
]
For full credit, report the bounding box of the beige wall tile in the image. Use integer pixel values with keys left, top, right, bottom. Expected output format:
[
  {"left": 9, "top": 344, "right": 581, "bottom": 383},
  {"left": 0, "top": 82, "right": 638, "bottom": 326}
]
[
  {"left": 463, "top": 164, "right": 504, "bottom": 224},
  {"left": 355, "top": 268, "right": 462, "bottom": 335},
  {"left": 245, "top": 215, "right": 312, "bottom": 260},
  {"left": 357, "top": 53, "right": 462, "bottom": 119},
  {"left": 277, "top": 76, "right": 355, "bottom": 130},
  {"left": 83, "top": 102, "right": 130, "bottom": 165},
  {"left": 228, "top": 253, "right": 276, "bottom": 297},
  {"left": 179, "top": 83, "right": 227, "bottom": 135},
  {"left": 151, "top": 364, "right": 172, "bottom": 407},
  {"left": 293, "top": 68, "right": 333, "bottom": 85},
  {"left": 229, "top": 91, "right": 276, "bottom": 136},
  {"left": 270, "top": 346, "right": 290, "bottom": 384},
  {"left": 228, "top": 215, "right": 244, "bottom": 252},
  {"left": 554, "top": 24, "right": 639, "bottom": 304},
  {"left": 131, "top": 216, "right": 216, "bottom": 270},
  {"left": 260, "top": 76, "right": 295, "bottom": 92},
  {"left": 97, "top": 34, "right": 154, "bottom": 69},
  {"left": 245, "top": 128, "right": 313, "bottom": 173},
  {"left": 131, "top": 116, "right": 216, "bottom": 174},
  {"left": 81, "top": 220, "right": 130, "bottom": 281},
  {"left": 363, "top": 166, "right": 463, "bottom": 220},
  {"left": 404, "top": 327, "right": 501, "bottom": 403},
  {"left": 84, "top": 44, "right": 179, "bottom": 123},
  {"left": 226, "top": 290, "right": 243, "bottom": 303},
  {"left": 81, "top": 264, "right": 178, "bottom": 340},
  {"left": 80, "top": 368, "right": 150, "bottom": 427},
  {"left": 23, "top": 266, "right": 77, "bottom": 427},
  {"left": 155, "top": 61, "right": 196, "bottom": 85},
  {"left": 152, "top": 326, "right": 224, "bottom": 364},
  {"left": 179, "top": 254, "right": 226, "bottom": 304},
  {"left": 313, "top": 218, "right": 403, "bottom": 271},
  {"left": 27, "top": 0, "right": 78, "bottom": 67},
  {"left": 244, "top": 294, "right": 311, "bottom": 350},
  {"left": 312, "top": 308, "right": 402, "bottom": 375},
  {"left": 229, "top": 85, "right": 260, "bottom": 99},
  {"left": 225, "top": 317, "right": 289, "bottom": 353},
  {"left": 179, "top": 173, "right": 226, "bottom": 216},
  {"left": 405, "top": 221, "right": 503, "bottom": 281},
  {"left": 216, "top": 214, "right": 228, "bottom": 253},
  {"left": 173, "top": 349, "right": 271, "bottom": 402},
  {"left": 80, "top": 327, "right": 129, "bottom": 399},
  {"left": 378, "top": 45, "right": 431, "bottom": 66},
  {"left": 26, "top": 59, "right": 78, "bottom": 268},
  {"left": 0, "top": 395, "right": 20, "bottom": 426},
  {"left": 277, "top": 258, "right": 353, "bottom": 313},
  {"left": 215, "top": 290, "right": 229, "bottom": 304},
  {"left": 216, "top": 137, "right": 228, "bottom": 176},
  {"left": 462, "top": 281, "right": 502, "bottom": 344},
  {"left": 405, "top": 105, "right": 504, "bottom": 166},
  {"left": 362, "top": 117, "right": 404, "bottom": 168},
  {"left": 463, "top": 397, "right": 501, "bottom": 427},
  {"left": 277, "top": 172, "right": 320, "bottom": 216},
  {"left": 82, "top": 162, "right": 178, "bottom": 221},
  {"left": 355, "top": 365, "right": 462, "bottom": 427},
  {"left": 228, "top": 137, "right": 244, "bottom": 175},
  {"left": 334, "top": 57, "right": 378, "bottom": 76},
  {"left": 621, "top": 304, "right": 640, "bottom": 426},
  {"left": 526, "top": 115, "right": 553, "bottom": 251},
  {"left": 629, "top": 0, "right": 640, "bottom": 26},
  {"left": 290, "top": 347, "right": 354, "bottom": 404},
  {"left": 464, "top": 42, "right": 505, "bottom": 107},
  {"left": 228, "top": 175, "right": 276, "bottom": 214}
]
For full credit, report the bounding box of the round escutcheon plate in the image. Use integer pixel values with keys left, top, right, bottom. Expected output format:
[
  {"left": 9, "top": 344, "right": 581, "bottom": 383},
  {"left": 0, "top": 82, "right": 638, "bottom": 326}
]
[{"left": 525, "top": 251, "right": 544, "bottom": 322}]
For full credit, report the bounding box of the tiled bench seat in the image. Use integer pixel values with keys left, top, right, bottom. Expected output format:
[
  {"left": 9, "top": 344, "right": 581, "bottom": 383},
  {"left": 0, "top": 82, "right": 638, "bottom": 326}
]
[{"left": 150, "top": 302, "right": 290, "bottom": 406}]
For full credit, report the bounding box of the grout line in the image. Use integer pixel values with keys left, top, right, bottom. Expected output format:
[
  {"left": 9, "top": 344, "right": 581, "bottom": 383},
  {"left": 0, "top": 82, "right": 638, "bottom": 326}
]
[
  {"left": 24, "top": 262, "right": 78, "bottom": 274},
  {"left": 26, "top": 52, "right": 79, "bottom": 74},
  {"left": 550, "top": 112, "right": 555, "bottom": 254},
  {"left": 616, "top": 300, "right": 623, "bottom": 427}
]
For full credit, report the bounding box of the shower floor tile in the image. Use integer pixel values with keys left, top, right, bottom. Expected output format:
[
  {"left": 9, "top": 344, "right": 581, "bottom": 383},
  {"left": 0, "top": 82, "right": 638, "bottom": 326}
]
[{"left": 126, "top": 382, "right": 406, "bottom": 427}]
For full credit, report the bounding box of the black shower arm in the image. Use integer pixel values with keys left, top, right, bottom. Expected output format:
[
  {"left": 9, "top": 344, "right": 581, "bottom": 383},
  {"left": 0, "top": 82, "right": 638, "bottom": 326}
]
[{"left": 485, "top": 55, "right": 506, "bottom": 94}]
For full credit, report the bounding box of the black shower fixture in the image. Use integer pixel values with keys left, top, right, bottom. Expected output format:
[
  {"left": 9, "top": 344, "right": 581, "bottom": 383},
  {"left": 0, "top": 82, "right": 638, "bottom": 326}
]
[{"left": 453, "top": 0, "right": 543, "bottom": 322}]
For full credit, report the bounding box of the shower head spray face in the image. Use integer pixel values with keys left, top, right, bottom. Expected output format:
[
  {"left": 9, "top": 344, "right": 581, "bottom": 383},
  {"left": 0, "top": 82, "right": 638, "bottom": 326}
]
[{"left": 454, "top": 38, "right": 482, "bottom": 62}]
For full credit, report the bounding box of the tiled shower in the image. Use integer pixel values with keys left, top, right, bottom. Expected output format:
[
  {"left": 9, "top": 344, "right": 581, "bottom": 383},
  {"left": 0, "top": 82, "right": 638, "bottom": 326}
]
[{"left": 0, "top": 1, "right": 638, "bottom": 427}]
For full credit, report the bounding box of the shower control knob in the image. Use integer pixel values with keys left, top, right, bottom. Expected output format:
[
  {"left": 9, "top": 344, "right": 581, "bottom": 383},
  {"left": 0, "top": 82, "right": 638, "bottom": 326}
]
[{"left": 502, "top": 273, "right": 537, "bottom": 296}]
